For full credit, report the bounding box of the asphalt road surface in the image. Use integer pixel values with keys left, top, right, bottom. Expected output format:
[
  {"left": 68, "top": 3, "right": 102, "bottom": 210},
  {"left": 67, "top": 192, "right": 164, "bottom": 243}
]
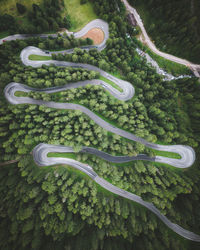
[
  {"left": 0, "top": 19, "right": 108, "bottom": 51},
  {"left": 5, "top": 81, "right": 195, "bottom": 169},
  {"left": 3, "top": 19, "right": 199, "bottom": 241},
  {"left": 1, "top": 16, "right": 197, "bottom": 78},
  {"left": 32, "top": 143, "right": 200, "bottom": 242},
  {"left": 20, "top": 46, "right": 134, "bottom": 101}
]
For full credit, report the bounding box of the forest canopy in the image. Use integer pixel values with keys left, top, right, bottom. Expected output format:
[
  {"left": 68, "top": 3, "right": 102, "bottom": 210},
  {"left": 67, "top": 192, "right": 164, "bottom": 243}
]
[
  {"left": 130, "top": 0, "right": 200, "bottom": 63},
  {"left": 0, "top": 0, "right": 200, "bottom": 250}
]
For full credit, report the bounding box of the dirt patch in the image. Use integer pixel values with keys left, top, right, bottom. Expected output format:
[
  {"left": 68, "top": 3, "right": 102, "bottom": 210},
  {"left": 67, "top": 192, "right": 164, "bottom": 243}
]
[
  {"left": 81, "top": 28, "right": 104, "bottom": 45},
  {"left": 59, "top": 28, "right": 67, "bottom": 32}
]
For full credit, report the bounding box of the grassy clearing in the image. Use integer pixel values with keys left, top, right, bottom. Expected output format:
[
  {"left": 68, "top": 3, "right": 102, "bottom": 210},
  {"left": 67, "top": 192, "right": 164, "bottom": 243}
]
[
  {"left": 14, "top": 91, "right": 28, "bottom": 97},
  {"left": 63, "top": 0, "right": 97, "bottom": 31},
  {"left": 99, "top": 75, "right": 123, "bottom": 92},
  {"left": 151, "top": 149, "right": 181, "bottom": 159},
  {"left": 0, "top": 31, "right": 9, "bottom": 39},
  {"left": 29, "top": 54, "right": 52, "bottom": 60},
  {"left": 0, "top": 0, "right": 97, "bottom": 36},
  {"left": 110, "top": 71, "right": 124, "bottom": 79},
  {"left": 0, "top": 0, "right": 43, "bottom": 16},
  {"left": 48, "top": 152, "right": 77, "bottom": 159}
]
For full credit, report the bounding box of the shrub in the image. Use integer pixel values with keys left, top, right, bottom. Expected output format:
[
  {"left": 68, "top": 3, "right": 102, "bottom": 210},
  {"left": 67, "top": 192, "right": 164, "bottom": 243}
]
[{"left": 16, "top": 3, "right": 27, "bottom": 15}]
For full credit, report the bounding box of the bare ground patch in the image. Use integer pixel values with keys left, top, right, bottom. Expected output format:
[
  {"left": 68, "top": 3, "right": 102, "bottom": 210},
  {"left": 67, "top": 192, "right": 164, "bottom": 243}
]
[{"left": 82, "top": 28, "right": 104, "bottom": 45}]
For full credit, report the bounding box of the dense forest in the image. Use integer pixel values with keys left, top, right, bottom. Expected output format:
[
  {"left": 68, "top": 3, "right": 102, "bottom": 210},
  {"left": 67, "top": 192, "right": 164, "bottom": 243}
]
[
  {"left": 0, "top": 0, "right": 200, "bottom": 249},
  {"left": 0, "top": 0, "right": 71, "bottom": 34},
  {"left": 130, "top": 0, "right": 200, "bottom": 63}
]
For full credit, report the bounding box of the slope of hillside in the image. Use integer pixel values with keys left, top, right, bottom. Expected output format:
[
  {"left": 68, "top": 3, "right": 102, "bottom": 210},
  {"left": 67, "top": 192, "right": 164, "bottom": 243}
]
[
  {"left": 0, "top": 0, "right": 42, "bottom": 16},
  {"left": 129, "top": 0, "right": 200, "bottom": 63}
]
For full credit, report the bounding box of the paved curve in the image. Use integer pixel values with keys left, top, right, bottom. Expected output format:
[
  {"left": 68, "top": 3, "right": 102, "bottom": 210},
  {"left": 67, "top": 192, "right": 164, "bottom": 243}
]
[
  {"left": 4, "top": 82, "right": 195, "bottom": 169},
  {"left": 0, "top": 19, "right": 109, "bottom": 51},
  {"left": 122, "top": 0, "right": 200, "bottom": 77},
  {"left": 32, "top": 143, "right": 200, "bottom": 242},
  {"left": 20, "top": 46, "right": 134, "bottom": 101},
  {"left": 3, "top": 19, "right": 199, "bottom": 241},
  {"left": 23, "top": 46, "right": 192, "bottom": 83},
  {"left": 0, "top": 16, "right": 196, "bottom": 79}
]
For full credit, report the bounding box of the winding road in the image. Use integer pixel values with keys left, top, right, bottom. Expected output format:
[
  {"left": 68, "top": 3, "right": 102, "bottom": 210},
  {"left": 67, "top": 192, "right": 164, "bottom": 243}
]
[
  {"left": 0, "top": 16, "right": 196, "bottom": 79},
  {"left": 20, "top": 46, "right": 134, "bottom": 101},
  {"left": 3, "top": 19, "right": 200, "bottom": 241},
  {"left": 0, "top": 19, "right": 109, "bottom": 50},
  {"left": 32, "top": 143, "right": 200, "bottom": 242},
  {"left": 5, "top": 81, "right": 195, "bottom": 169}
]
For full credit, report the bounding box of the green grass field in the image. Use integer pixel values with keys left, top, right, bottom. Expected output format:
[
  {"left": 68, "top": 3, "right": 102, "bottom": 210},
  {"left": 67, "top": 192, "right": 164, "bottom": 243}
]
[
  {"left": 29, "top": 54, "right": 52, "bottom": 60},
  {"left": 99, "top": 75, "right": 123, "bottom": 92},
  {"left": 0, "top": 0, "right": 43, "bottom": 16},
  {"left": 14, "top": 91, "right": 28, "bottom": 97},
  {"left": 48, "top": 152, "right": 77, "bottom": 159},
  {"left": 63, "top": 0, "right": 97, "bottom": 31},
  {"left": 0, "top": 31, "right": 9, "bottom": 39},
  {"left": 0, "top": 0, "right": 97, "bottom": 35},
  {"left": 151, "top": 149, "right": 181, "bottom": 159}
]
